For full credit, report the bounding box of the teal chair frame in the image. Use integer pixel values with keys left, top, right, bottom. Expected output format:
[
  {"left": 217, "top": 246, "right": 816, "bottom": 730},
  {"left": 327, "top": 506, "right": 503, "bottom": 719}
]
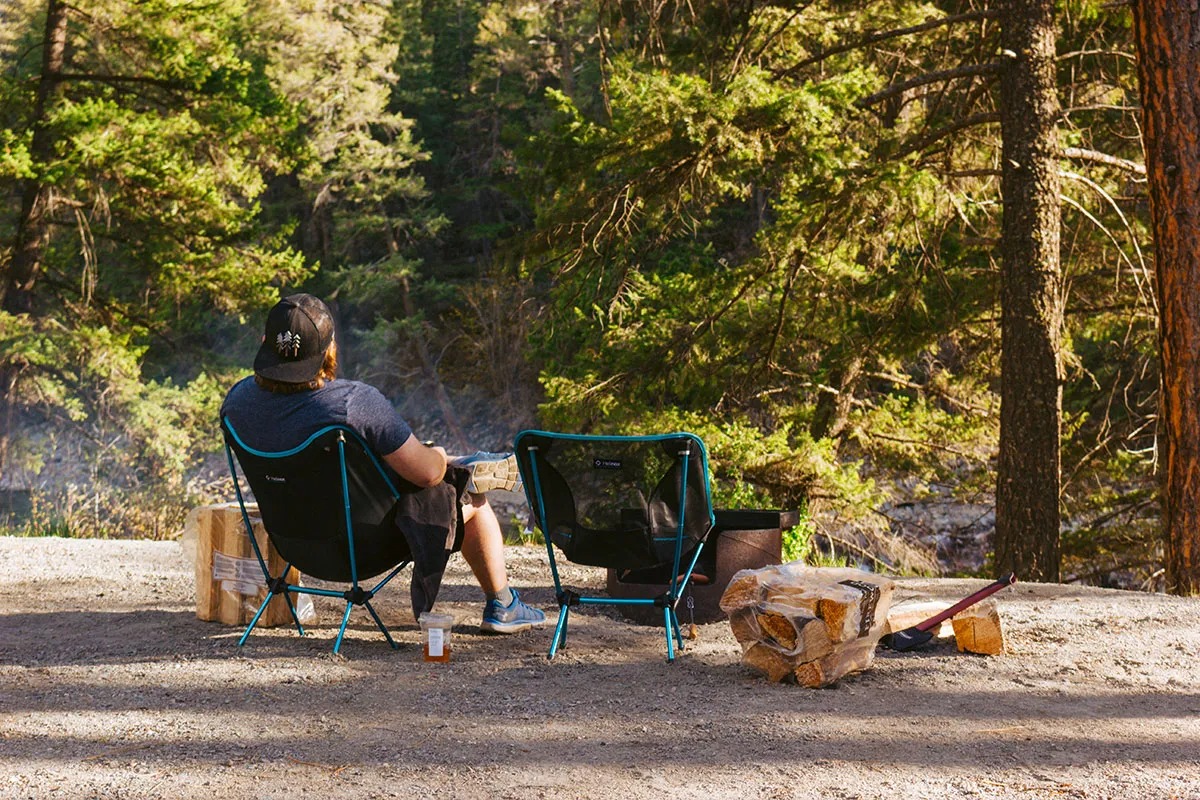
[
  {"left": 221, "top": 419, "right": 411, "bottom": 654},
  {"left": 515, "top": 430, "right": 715, "bottom": 662}
]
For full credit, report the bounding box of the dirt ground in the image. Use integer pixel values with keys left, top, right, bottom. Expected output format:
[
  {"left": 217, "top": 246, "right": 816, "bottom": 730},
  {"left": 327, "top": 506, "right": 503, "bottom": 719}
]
[{"left": 1, "top": 535, "right": 1198, "bottom": 800}]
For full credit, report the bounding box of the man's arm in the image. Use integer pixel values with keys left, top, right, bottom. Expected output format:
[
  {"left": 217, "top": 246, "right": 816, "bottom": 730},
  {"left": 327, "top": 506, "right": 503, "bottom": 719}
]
[{"left": 383, "top": 435, "right": 448, "bottom": 488}]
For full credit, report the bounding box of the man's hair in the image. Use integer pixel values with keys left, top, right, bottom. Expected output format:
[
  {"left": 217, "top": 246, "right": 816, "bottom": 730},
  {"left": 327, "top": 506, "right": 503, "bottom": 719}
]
[{"left": 255, "top": 341, "right": 338, "bottom": 394}]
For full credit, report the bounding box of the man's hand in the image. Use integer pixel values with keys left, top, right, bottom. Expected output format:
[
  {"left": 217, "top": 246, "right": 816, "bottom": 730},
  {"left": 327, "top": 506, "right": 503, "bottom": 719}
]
[{"left": 383, "top": 436, "right": 448, "bottom": 487}]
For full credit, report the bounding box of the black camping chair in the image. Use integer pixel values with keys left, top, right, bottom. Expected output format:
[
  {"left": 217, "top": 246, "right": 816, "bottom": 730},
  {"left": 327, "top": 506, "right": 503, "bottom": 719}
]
[
  {"left": 514, "top": 430, "right": 715, "bottom": 662},
  {"left": 221, "top": 418, "right": 411, "bottom": 654}
]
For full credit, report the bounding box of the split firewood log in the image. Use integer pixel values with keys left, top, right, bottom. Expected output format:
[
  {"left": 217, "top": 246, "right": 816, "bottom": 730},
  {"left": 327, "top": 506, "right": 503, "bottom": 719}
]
[
  {"left": 795, "top": 638, "right": 879, "bottom": 688},
  {"left": 884, "top": 601, "right": 954, "bottom": 638},
  {"left": 794, "top": 617, "right": 834, "bottom": 662},
  {"left": 816, "top": 578, "right": 891, "bottom": 642},
  {"left": 761, "top": 584, "right": 820, "bottom": 617},
  {"left": 951, "top": 598, "right": 1006, "bottom": 655},
  {"left": 793, "top": 659, "right": 824, "bottom": 688},
  {"left": 742, "top": 642, "right": 794, "bottom": 683},
  {"left": 719, "top": 570, "right": 764, "bottom": 612},
  {"left": 756, "top": 611, "right": 798, "bottom": 650},
  {"left": 728, "top": 608, "right": 760, "bottom": 644}
]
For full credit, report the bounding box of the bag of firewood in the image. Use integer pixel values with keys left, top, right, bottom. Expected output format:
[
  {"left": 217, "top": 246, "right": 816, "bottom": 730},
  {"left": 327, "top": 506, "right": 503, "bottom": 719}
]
[{"left": 720, "top": 563, "right": 894, "bottom": 687}]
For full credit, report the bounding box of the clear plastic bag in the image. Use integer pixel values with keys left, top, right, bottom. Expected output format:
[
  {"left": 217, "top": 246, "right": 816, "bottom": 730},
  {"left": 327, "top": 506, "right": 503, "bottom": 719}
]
[{"left": 720, "top": 562, "right": 894, "bottom": 687}]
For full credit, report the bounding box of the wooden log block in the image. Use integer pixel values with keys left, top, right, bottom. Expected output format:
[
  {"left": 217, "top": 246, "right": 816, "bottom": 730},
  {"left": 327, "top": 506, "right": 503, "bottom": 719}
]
[
  {"left": 719, "top": 569, "right": 764, "bottom": 612},
  {"left": 761, "top": 584, "right": 820, "bottom": 617},
  {"left": 729, "top": 608, "right": 760, "bottom": 644},
  {"left": 793, "top": 659, "right": 824, "bottom": 688},
  {"left": 756, "top": 610, "right": 798, "bottom": 650},
  {"left": 795, "top": 618, "right": 834, "bottom": 662},
  {"left": 884, "top": 600, "right": 954, "bottom": 638},
  {"left": 951, "top": 598, "right": 1006, "bottom": 655},
  {"left": 793, "top": 638, "right": 878, "bottom": 688},
  {"left": 742, "top": 642, "right": 794, "bottom": 683},
  {"left": 191, "top": 503, "right": 299, "bottom": 627},
  {"left": 816, "top": 578, "right": 891, "bottom": 642}
]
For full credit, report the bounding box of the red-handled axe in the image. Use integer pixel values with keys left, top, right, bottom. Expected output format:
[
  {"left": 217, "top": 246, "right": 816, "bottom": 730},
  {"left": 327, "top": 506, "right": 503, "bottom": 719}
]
[{"left": 880, "top": 572, "right": 1017, "bottom": 652}]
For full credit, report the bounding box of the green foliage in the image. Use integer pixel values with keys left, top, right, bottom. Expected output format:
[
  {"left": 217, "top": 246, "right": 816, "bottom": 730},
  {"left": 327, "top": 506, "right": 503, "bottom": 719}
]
[
  {"left": 2, "top": 309, "right": 230, "bottom": 478},
  {"left": 0, "top": 128, "right": 32, "bottom": 180},
  {"left": 0, "top": 0, "right": 1162, "bottom": 591},
  {"left": 0, "top": 310, "right": 234, "bottom": 538},
  {"left": 1, "top": 0, "right": 311, "bottom": 312},
  {"left": 0, "top": 0, "right": 314, "bottom": 536},
  {"left": 781, "top": 508, "right": 818, "bottom": 565}
]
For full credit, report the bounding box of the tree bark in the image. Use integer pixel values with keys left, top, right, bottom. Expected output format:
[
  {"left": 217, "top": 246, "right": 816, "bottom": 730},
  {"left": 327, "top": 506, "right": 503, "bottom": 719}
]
[
  {"left": 552, "top": 0, "right": 576, "bottom": 101},
  {"left": 1132, "top": 0, "right": 1200, "bottom": 595},
  {"left": 993, "top": 0, "right": 1064, "bottom": 582},
  {"left": 810, "top": 355, "right": 863, "bottom": 442},
  {"left": 3, "top": 0, "right": 68, "bottom": 314},
  {"left": 1, "top": 0, "right": 67, "bottom": 480}
]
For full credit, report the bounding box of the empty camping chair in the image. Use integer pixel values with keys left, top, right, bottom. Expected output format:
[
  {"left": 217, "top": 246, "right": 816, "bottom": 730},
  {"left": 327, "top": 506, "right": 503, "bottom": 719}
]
[
  {"left": 221, "top": 418, "right": 412, "bottom": 654},
  {"left": 514, "top": 430, "right": 715, "bottom": 661}
]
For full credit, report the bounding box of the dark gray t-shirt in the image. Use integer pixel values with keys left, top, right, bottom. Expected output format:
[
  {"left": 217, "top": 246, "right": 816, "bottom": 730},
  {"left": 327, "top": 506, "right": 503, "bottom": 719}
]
[{"left": 220, "top": 376, "right": 413, "bottom": 456}]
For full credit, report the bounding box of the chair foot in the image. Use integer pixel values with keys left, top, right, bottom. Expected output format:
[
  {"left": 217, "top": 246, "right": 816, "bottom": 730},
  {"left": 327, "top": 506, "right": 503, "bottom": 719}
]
[
  {"left": 332, "top": 602, "right": 354, "bottom": 654},
  {"left": 363, "top": 600, "right": 398, "bottom": 649},
  {"left": 547, "top": 605, "right": 570, "bottom": 660}
]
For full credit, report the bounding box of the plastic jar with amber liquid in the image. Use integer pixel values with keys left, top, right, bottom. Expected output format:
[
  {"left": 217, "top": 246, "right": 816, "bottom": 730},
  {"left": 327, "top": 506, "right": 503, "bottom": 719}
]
[{"left": 419, "top": 612, "right": 454, "bottom": 662}]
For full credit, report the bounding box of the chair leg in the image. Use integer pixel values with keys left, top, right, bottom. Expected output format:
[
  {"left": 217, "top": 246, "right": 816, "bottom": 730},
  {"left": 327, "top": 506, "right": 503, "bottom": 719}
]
[
  {"left": 238, "top": 591, "right": 275, "bottom": 647},
  {"left": 663, "top": 605, "right": 677, "bottom": 662},
  {"left": 669, "top": 607, "right": 685, "bottom": 650},
  {"left": 282, "top": 591, "right": 307, "bottom": 637},
  {"left": 363, "top": 600, "right": 398, "bottom": 649},
  {"left": 547, "top": 604, "right": 570, "bottom": 660},
  {"left": 332, "top": 601, "right": 354, "bottom": 655}
]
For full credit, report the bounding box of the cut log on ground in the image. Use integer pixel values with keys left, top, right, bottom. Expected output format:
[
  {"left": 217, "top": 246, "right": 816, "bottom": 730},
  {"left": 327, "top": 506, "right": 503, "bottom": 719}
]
[
  {"left": 952, "top": 598, "right": 1006, "bottom": 655},
  {"left": 885, "top": 601, "right": 954, "bottom": 638}
]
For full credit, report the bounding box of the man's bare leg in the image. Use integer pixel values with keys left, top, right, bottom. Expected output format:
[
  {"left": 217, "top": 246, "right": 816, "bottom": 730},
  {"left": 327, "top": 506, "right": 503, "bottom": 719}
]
[
  {"left": 459, "top": 496, "right": 507, "bottom": 595},
  {"left": 461, "top": 495, "right": 546, "bottom": 633}
]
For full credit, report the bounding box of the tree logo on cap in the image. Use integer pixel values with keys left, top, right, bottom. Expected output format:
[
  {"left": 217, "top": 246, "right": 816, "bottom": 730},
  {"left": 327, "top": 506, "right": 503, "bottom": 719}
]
[{"left": 275, "top": 331, "right": 302, "bottom": 358}]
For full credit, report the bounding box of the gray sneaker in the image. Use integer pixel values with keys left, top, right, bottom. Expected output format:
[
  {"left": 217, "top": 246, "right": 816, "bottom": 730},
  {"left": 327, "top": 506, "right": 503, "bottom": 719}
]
[
  {"left": 480, "top": 588, "right": 546, "bottom": 634},
  {"left": 449, "top": 451, "right": 522, "bottom": 494}
]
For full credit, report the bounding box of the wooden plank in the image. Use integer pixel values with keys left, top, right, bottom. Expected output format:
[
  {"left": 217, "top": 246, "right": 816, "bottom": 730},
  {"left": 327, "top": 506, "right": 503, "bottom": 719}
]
[{"left": 192, "top": 506, "right": 218, "bottom": 622}]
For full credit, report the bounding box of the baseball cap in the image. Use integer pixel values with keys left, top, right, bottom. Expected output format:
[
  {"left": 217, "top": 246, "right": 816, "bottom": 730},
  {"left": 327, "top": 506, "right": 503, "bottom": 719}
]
[{"left": 253, "top": 293, "right": 335, "bottom": 383}]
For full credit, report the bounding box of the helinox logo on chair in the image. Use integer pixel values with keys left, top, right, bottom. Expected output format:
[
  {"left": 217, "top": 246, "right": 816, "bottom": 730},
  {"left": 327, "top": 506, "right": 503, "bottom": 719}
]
[{"left": 593, "top": 457, "right": 623, "bottom": 470}]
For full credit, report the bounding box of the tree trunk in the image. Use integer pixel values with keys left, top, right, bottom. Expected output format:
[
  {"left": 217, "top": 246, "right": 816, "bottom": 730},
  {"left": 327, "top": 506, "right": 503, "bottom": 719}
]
[
  {"left": 1, "top": 0, "right": 67, "bottom": 480},
  {"left": 992, "top": 0, "right": 1064, "bottom": 582},
  {"left": 3, "top": 0, "right": 67, "bottom": 314},
  {"left": 552, "top": 0, "right": 576, "bottom": 101},
  {"left": 1132, "top": 0, "right": 1200, "bottom": 595},
  {"left": 810, "top": 354, "right": 863, "bottom": 442}
]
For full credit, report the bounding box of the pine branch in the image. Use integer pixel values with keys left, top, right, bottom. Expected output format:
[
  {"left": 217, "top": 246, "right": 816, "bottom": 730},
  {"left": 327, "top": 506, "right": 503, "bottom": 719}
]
[
  {"left": 947, "top": 169, "right": 1002, "bottom": 178},
  {"left": 56, "top": 71, "right": 192, "bottom": 91},
  {"left": 1057, "top": 48, "right": 1136, "bottom": 62},
  {"left": 1061, "top": 146, "right": 1145, "bottom": 175},
  {"left": 857, "top": 62, "right": 1000, "bottom": 109},
  {"left": 774, "top": 9, "right": 1000, "bottom": 78},
  {"left": 892, "top": 111, "right": 1001, "bottom": 159}
]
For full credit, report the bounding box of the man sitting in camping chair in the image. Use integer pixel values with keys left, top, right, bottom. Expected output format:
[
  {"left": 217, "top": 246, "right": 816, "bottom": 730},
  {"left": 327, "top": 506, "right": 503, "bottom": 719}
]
[{"left": 221, "top": 293, "right": 546, "bottom": 634}]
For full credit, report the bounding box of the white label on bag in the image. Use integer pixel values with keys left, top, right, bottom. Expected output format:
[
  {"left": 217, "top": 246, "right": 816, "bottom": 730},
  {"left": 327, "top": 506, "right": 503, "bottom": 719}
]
[
  {"left": 428, "top": 626, "right": 444, "bottom": 657},
  {"left": 212, "top": 550, "right": 262, "bottom": 596}
]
